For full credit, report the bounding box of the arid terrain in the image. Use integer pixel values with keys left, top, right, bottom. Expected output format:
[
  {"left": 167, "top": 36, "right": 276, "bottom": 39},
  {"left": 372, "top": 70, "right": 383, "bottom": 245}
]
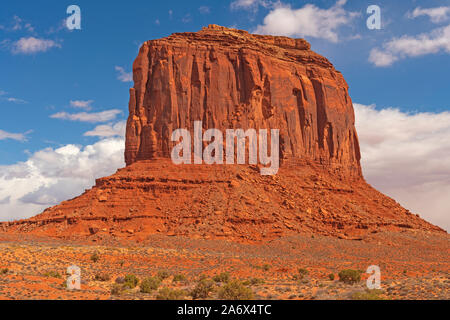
[{"left": 0, "top": 230, "right": 448, "bottom": 300}]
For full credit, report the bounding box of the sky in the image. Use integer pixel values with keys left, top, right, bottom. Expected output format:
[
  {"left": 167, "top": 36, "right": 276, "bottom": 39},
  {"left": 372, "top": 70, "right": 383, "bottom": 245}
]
[{"left": 0, "top": 0, "right": 449, "bottom": 231}]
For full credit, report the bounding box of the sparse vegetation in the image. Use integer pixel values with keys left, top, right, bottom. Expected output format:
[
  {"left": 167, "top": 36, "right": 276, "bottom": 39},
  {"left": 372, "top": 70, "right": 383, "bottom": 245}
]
[
  {"left": 243, "top": 278, "right": 265, "bottom": 286},
  {"left": 351, "top": 289, "right": 385, "bottom": 300},
  {"left": 123, "top": 274, "right": 139, "bottom": 289},
  {"left": 293, "top": 268, "right": 309, "bottom": 280},
  {"left": 218, "top": 280, "right": 254, "bottom": 300},
  {"left": 44, "top": 271, "right": 62, "bottom": 278},
  {"left": 157, "top": 270, "right": 170, "bottom": 280},
  {"left": 111, "top": 283, "right": 124, "bottom": 296},
  {"left": 140, "top": 277, "right": 161, "bottom": 293},
  {"left": 173, "top": 274, "right": 187, "bottom": 282},
  {"left": 328, "top": 273, "right": 335, "bottom": 281},
  {"left": 213, "top": 272, "right": 230, "bottom": 283},
  {"left": 156, "top": 287, "right": 186, "bottom": 300},
  {"left": 90, "top": 252, "right": 100, "bottom": 263},
  {"left": 1, "top": 268, "right": 8, "bottom": 275},
  {"left": 94, "top": 273, "right": 111, "bottom": 281},
  {"left": 338, "top": 269, "right": 361, "bottom": 284},
  {"left": 190, "top": 279, "right": 214, "bottom": 300},
  {"left": 262, "top": 264, "right": 270, "bottom": 271}
]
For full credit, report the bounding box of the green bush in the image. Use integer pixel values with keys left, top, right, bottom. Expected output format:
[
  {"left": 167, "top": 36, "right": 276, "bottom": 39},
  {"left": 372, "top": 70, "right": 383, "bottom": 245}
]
[
  {"left": 190, "top": 279, "right": 214, "bottom": 300},
  {"left": 140, "top": 277, "right": 161, "bottom": 293},
  {"left": 352, "top": 289, "right": 385, "bottom": 300},
  {"left": 1, "top": 268, "right": 8, "bottom": 275},
  {"left": 218, "top": 280, "right": 254, "bottom": 300},
  {"left": 90, "top": 252, "right": 100, "bottom": 263},
  {"left": 328, "top": 273, "right": 335, "bottom": 281},
  {"left": 338, "top": 269, "right": 361, "bottom": 284},
  {"left": 157, "top": 270, "right": 170, "bottom": 280},
  {"left": 298, "top": 268, "right": 309, "bottom": 276},
  {"left": 123, "top": 274, "right": 139, "bottom": 289},
  {"left": 213, "top": 272, "right": 230, "bottom": 283},
  {"left": 173, "top": 274, "right": 187, "bottom": 282},
  {"left": 156, "top": 287, "right": 186, "bottom": 300},
  {"left": 44, "top": 271, "right": 62, "bottom": 279}
]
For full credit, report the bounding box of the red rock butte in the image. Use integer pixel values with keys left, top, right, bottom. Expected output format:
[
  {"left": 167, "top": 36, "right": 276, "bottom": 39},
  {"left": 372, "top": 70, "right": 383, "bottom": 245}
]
[{"left": 0, "top": 25, "right": 445, "bottom": 241}]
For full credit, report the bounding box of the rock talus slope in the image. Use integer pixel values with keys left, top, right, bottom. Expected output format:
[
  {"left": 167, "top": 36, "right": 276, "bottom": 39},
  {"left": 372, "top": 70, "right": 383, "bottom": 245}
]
[{"left": 0, "top": 25, "right": 445, "bottom": 241}]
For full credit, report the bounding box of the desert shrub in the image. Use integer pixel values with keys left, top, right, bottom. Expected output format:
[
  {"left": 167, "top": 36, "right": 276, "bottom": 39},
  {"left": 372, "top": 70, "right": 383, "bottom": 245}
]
[
  {"left": 218, "top": 280, "right": 254, "bottom": 300},
  {"left": 243, "top": 278, "right": 264, "bottom": 286},
  {"left": 338, "top": 269, "right": 361, "bottom": 284},
  {"left": 123, "top": 274, "right": 139, "bottom": 289},
  {"left": 262, "top": 264, "right": 270, "bottom": 271},
  {"left": 94, "top": 273, "right": 111, "bottom": 281},
  {"left": 156, "top": 287, "right": 186, "bottom": 300},
  {"left": 111, "top": 284, "right": 124, "bottom": 296},
  {"left": 157, "top": 270, "right": 170, "bottom": 280},
  {"left": 173, "top": 274, "right": 187, "bottom": 282},
  {"left": 115, "top": 276, "right": 125, "bottom": 284},
  {"left": 213, "top": 272, "right": 230, "bottom": 283},
  {"left": 190, "top": 279, "right": 214, "bottom": 300},
  {"left": 44, "top": 271, "right": 62, "bottom": 279},
  {"left": 352, "top": 289, "right": 385, "bottom": 300},
  {"left": 298, "top": 268, "right": 309, "bottom": 276},
  {"left": 90, "top": 252, "right": 100, "bottom": 263},
  {"left": 1, "top": 268, "right": 8, "bottom": 275},
  {"left": 328, "top": 273, "right": 335, "bottom": 281},
  {"left": 140, "top": 277, "right": 161, "bottom": 293}
]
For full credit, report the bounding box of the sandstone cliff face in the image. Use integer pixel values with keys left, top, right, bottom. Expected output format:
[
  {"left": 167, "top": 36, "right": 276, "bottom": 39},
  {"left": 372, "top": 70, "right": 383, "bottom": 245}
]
[{"left": 125, "top": 25, "right": 361, "bottom": 178}]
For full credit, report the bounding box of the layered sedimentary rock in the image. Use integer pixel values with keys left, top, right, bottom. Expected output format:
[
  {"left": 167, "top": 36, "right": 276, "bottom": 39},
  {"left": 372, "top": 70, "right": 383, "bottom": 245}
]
[
  {"left": 125, "top": 25, "right": 361, "bottom": 178},
  {"left": 0, "top": 26, "right": 445, "bottom": 241}
]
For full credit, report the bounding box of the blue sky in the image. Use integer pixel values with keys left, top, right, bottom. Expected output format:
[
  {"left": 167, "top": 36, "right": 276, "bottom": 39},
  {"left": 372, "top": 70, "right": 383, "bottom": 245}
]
[{"left": 1, "top": 0, "right": 450, "bottom": 231}]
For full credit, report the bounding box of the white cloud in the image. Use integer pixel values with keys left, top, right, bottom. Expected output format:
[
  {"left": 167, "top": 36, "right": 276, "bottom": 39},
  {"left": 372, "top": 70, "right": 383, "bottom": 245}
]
[
  {"left": 0, "top": 129, "right": 29, "bottom": 142},
  {"left": 254, "top": 0, "right": 357, "bottom": 42},
  {"left": 6, "top": 97, "right": 27, "bottom": 104},
  {"left": 355, "top": 103, "right": 450, "bottom": 232},
  {"left": 84, "top": 121, "right": 126, "bottom": 138},
  {"left": 115, "top": 66, "right": 133, "bottom": 82},
  {"left": 70, "top": 100, "right": 93, "bottom": 110},
  {"left": 369, "top": 24, "right": 450, "bottom": 66},
  {"left": 50, "top": 109, "right": 122, "bottom": 123},
  {"left": 408, "top": 6, "right": 450, "bottom": 24},
  {"left": 12, "top": 37, "right": 60, "bottom": 54},
  {"left": 0, "top": 138, "right": 125, "bottom": 221},
  {"left": 230, "top": 0, "right": 270, "bottom": 11}
]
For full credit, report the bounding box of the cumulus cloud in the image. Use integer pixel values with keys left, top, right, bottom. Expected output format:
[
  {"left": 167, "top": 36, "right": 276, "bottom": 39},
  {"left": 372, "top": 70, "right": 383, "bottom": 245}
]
[
  {"left": 50, "top": 109, "right": 122, "bottom": 123},
  {"left": 254, "top": 0, "right": 358, "bottom": 42},
  {"left": 369, "top": 25, "right": 450, "bottom": 66},
  {"left": 0, "top": 138, "right": 125, "bottom": 221},
  {"left": 0, "top": 129, "right": 29, "bottom": 142},
  {"left": 70, "top": 100, "right": 93, "bottom": 110},
  {"left": 115, "top": 66, "right": 133, "bottom": 82},
  {"left": 11, "top": 37, "right": 61, "bottom": 54},
  {"left": 84, "top": 121, "right": 126, "bottom": 138},
  {"left": 355, "top": 103, "right": 450, "bottom": 232},
  {"left": 408, "top": 6, "right": 450, "bottom": 24}
]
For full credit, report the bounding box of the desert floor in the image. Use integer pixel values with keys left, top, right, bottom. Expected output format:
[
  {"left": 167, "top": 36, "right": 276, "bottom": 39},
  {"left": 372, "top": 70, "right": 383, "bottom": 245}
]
[{"left": 0, "top": 230, "right": 448, "bottom": 300}]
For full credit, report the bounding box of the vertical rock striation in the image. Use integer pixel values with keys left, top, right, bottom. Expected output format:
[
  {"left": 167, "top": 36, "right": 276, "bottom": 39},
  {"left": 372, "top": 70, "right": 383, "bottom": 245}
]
[{"left": 125, "top": 25, "right": 362, "bottom": 178}]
